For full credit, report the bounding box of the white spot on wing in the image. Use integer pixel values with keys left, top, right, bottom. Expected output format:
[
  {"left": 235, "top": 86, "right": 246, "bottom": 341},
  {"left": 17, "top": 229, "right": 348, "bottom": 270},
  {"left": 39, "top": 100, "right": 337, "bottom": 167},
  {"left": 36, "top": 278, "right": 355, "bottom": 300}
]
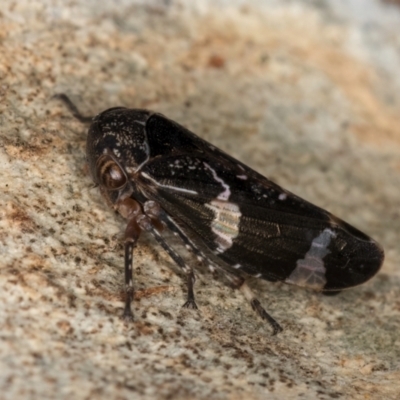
[
  {"left": 140, "top": 172, "right": 198, "bottom": 195},
  {"left": 285, "top": 228, "right": 336, "bottom": 290},
  {"left": 203, "top": 163, "right": 231, "bottom": 201},
  {"left": 205, "top": 200, "right": 241, "bottom": 253},
  {"left": 278, "top": 193, "right": 287, "bottom": 201},
  {"left": 134, "top": 120, "right": 146, "bottom": 126}
]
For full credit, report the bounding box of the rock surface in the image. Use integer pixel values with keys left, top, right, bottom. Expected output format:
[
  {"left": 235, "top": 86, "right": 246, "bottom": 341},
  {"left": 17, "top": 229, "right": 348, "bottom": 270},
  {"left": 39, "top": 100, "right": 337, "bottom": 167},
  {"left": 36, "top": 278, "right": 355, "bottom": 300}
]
[{"left": 1, "top": 1, "right": 399, "bottom": 399}]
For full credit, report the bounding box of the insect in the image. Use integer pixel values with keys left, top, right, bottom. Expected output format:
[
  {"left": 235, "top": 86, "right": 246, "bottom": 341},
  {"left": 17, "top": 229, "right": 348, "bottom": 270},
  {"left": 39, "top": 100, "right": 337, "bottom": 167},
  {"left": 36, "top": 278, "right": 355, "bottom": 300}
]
[{"left": 55, "top": 94, "right": 384, "bottom": 335}]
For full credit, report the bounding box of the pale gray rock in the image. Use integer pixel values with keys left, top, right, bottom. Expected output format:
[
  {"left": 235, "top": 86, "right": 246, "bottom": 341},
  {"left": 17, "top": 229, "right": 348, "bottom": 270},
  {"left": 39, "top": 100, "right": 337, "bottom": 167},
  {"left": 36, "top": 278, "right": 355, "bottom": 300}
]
[{"left": 0, "top": 1, "right": 399, "bottom": 399}]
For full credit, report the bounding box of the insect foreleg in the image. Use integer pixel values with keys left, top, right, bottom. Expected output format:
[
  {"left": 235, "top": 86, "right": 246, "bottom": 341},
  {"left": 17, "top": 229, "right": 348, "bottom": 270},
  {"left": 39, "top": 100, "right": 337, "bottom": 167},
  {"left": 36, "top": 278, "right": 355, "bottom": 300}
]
[{"left": 117, "top": 199, "right": 143, "bottom": 321}]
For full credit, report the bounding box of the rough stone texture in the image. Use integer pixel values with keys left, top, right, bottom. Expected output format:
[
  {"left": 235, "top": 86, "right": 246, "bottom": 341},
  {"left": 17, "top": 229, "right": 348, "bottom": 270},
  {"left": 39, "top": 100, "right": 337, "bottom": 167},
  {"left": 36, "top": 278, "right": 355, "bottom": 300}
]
[{"left": 1, "top": 1, "right": 399, "bottom": 399}]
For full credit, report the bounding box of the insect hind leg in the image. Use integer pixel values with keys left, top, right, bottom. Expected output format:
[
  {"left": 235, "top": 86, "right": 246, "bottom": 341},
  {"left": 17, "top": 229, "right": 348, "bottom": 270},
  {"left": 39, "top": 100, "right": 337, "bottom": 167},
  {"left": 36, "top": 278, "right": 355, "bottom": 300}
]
[{"left": 224, "top": 272, "right": 283, "bottom": 335}]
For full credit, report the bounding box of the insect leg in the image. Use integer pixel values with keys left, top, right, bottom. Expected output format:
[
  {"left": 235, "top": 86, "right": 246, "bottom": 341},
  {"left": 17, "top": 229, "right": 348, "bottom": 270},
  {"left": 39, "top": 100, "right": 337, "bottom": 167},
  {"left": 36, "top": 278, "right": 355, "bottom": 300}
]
[
  {"left": 122, "top": 217, "right": 142, "bottom": 321},
  {"left": 151, "top": 227, "right": 197, "bottom": 309},
  {"left": 240, "top": 281, "right": 283, "bottom": 335},
  {"left": 207, "top": 259, "right": 283, "bottom": 333},
  {"left": 137, "top": 214, "right": 198, "bottom": 310},
  {"left": 144, "top": 202, "right": 205, "bottom": 261},
  {"left": 115, "top": 197, "right": 145, "bottom": 321},
  {"left": 156, "top": 210, "right": 217, "bottom": 273}
]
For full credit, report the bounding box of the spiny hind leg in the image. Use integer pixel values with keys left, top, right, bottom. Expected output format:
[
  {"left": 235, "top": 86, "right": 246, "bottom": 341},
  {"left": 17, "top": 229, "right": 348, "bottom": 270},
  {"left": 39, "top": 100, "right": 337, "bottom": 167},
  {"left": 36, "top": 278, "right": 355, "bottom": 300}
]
[{"left": 223, "top": 271, "right": 283, "bottom": 335}]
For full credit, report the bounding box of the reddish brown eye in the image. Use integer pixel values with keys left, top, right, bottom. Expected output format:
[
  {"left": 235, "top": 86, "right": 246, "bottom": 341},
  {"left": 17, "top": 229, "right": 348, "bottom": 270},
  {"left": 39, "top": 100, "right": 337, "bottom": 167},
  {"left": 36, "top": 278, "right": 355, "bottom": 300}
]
[{"left": 96, "top": 155, "right": 127, "bottom": 190}]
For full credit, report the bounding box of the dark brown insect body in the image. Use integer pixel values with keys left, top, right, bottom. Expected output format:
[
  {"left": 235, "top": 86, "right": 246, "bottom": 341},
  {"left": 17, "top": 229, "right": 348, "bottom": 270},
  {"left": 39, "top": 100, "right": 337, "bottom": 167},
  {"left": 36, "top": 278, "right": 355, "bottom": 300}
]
[{"left": 56, "top": 94, "right": 384, "bottom": 335}]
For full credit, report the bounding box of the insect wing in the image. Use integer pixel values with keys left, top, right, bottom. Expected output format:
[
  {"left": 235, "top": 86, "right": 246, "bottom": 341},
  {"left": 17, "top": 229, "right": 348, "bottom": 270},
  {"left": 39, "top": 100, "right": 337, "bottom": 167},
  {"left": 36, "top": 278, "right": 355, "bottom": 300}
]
[{"left": 137, "top": 114, "right": 383, "bottom": 292}]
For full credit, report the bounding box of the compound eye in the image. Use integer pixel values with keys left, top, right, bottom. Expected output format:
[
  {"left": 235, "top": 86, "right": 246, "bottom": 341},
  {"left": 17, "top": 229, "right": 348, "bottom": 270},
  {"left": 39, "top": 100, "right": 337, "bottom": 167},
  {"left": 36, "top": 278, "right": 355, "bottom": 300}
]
[{"left": 97, "top": 155, "right": 127, "bottom": 190}]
